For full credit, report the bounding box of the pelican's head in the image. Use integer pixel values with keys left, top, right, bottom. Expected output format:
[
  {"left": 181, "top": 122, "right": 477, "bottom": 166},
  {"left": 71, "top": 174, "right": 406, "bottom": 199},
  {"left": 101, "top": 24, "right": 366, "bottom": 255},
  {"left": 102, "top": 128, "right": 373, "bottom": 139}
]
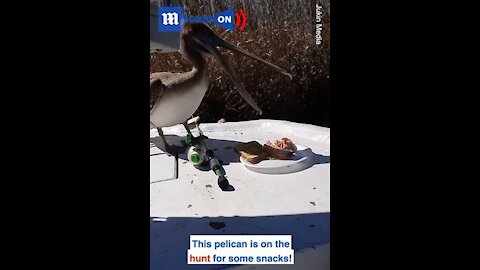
[{"left": 180, "top": 23, "right": 292, "bottom": 115}]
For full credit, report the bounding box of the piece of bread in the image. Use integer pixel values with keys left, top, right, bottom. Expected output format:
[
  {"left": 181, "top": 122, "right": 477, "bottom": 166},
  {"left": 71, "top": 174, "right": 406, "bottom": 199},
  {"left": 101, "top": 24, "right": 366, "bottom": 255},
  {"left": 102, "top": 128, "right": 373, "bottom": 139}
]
[
  {"left": 263, "top": 137, "right": 297, "bottom": 160},
  {"left": 234, "top": 141, "right": 268, "bottom": 164},
  {"left": 263, "top": 144, "right": 294, "bottom": 160}
]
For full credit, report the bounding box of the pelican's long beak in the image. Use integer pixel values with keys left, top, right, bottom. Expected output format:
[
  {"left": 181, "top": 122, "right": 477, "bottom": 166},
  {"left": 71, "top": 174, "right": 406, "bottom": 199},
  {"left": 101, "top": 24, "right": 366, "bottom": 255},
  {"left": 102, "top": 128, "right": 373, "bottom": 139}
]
[{"left": 193, "top": 34, "right": 292, "bottom": 116}]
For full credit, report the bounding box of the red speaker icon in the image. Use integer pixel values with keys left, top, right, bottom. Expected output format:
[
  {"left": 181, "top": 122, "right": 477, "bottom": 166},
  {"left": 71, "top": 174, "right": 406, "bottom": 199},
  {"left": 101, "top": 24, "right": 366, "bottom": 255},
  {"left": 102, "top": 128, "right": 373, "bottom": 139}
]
[{"left": 234, "top": 8, "right": 247, "bottom": 31}]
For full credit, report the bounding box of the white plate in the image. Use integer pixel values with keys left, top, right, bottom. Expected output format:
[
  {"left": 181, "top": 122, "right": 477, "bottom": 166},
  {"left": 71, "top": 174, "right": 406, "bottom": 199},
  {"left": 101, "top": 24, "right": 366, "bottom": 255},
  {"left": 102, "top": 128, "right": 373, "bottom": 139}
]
[{"left": 240, "top": 144, "right": 314, "bottom": 174}]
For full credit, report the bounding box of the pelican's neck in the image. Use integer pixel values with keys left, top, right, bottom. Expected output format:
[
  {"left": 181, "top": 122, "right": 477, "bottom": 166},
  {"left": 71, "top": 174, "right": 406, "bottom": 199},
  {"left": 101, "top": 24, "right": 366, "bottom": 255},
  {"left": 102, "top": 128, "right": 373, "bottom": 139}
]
[{"left": 180, "top": 45, "right": 208, "bottom": 79}]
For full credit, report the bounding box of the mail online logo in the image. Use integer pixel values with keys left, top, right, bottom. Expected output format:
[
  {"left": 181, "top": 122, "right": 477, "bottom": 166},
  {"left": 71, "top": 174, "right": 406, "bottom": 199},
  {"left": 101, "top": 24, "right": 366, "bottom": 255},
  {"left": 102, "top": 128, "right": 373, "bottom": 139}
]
[
  {"left": 159, "top": 7, "right": 183, "bottom": 32},
  {"left": 158, "top": 7, "right": 247, "bottom": 32}
]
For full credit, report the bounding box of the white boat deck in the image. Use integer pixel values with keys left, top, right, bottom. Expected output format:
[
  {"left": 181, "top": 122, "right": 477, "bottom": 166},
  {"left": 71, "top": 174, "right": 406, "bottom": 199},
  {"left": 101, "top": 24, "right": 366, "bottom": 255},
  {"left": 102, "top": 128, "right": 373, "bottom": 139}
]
[{"left": 150, "top": 120, "right": 330, "bottom": 269}]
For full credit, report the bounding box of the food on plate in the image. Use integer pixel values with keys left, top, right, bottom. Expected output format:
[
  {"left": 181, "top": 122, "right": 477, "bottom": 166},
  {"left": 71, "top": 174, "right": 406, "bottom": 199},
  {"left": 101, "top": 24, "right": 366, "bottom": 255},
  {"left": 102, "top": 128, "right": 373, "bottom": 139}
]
[
  {"left": 265, "top": 137, "right": 297, "bottom": 151},
  {"left": 235, "top": 138, "right": 298, "bottom": 163},
  {"left": 263, "top": 137, "right": 297, "bottom": 160},
  {"left": 234, "top": 141, "right": 268, "bottom": 164}
]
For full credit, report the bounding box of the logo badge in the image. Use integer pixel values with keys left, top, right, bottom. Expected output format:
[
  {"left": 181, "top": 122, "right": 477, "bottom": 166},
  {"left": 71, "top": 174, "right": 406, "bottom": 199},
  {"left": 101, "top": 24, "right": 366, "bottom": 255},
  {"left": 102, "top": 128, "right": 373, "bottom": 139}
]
[
  {"left": 158, "top": 7, "right": 183, "bottom": 32},
  {"left": 157, "top": 7, "right": 247, "bottom": 32}
]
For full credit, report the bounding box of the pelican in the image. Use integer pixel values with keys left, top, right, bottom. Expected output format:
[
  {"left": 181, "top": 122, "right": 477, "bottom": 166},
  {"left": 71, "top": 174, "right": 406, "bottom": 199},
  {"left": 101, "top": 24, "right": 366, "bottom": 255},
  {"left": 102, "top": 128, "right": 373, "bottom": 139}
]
[{"left": 150, "top": 23, "right": 292, "bottom": 152}]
